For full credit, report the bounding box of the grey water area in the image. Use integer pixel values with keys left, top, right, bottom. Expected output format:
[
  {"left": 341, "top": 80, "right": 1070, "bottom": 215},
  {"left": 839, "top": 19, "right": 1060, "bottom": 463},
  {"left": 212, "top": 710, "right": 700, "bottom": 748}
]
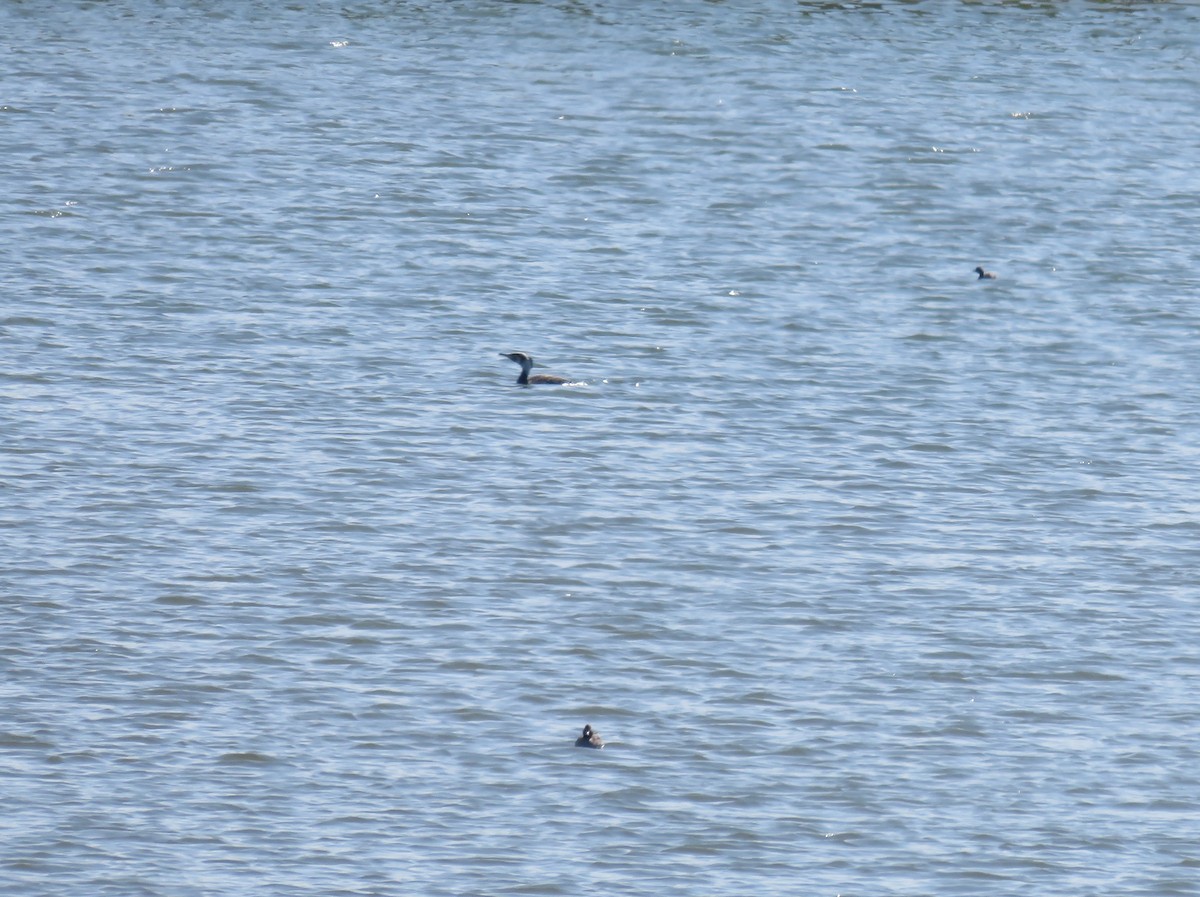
[{"left": 2, "top": 2, "right": 1199, "bottom": 895}]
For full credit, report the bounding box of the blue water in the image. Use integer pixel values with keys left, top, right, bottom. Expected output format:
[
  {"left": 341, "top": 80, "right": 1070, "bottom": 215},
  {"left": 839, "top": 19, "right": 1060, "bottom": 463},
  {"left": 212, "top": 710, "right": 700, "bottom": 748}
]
[{"left": 3, "top": 2, "right": 1200, "bottom": 895}]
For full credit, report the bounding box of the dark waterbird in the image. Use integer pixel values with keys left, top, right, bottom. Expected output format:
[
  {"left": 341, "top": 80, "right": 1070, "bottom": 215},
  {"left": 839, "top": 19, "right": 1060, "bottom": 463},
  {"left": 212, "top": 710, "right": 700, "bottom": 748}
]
[
  {"left": 575, "top": 724, "right": 604, "bottom": 749},
  {"left": 500, "top": 351, "right": 572, "bottom": 386}
]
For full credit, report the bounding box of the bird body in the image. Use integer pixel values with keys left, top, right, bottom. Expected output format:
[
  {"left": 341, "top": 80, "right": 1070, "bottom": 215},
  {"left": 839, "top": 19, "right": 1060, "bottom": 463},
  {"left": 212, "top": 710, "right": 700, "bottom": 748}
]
[
  {"left": 575, "top": 724, "right": 604, "bottom": 749},
  {"left": 974, "top": 266, "right": 998, "bottom": 280},
  {"left": 500, "top": 351, "right": 572, "bottom": 386}
]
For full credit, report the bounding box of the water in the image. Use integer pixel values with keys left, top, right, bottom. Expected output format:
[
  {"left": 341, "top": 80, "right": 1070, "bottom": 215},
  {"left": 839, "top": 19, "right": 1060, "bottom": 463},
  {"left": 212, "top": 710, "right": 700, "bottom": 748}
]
[{"left": 3, "top": 1, "right": 1200, "bottom": 895}]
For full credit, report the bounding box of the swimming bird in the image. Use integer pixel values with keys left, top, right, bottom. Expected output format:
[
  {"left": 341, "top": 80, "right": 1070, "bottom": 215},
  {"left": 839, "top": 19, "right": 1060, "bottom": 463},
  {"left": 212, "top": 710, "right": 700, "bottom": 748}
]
[
  {"left": 575, "top": 724, "right": 604, "bottom": 749},
  {"left": 974, "top": 266, "right": 998, "bottom": 280},
  {"left": 500, "top": 351, "right": 571, "bottom": 386}
]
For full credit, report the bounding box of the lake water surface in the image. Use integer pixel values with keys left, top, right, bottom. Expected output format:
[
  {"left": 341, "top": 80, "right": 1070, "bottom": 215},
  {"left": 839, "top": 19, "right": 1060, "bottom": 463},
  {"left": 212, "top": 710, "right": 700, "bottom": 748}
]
[{"left": 3, "top": 2, "right": 1200, "bottom": 895}]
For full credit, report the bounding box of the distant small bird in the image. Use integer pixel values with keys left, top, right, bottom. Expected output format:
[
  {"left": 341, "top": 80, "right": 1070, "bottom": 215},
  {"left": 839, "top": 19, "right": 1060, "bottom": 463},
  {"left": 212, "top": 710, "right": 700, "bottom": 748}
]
[
  {"left": 499, "top": 351, "right": 572, "bottom": 386},
  {"left": 575, "top": 724, "right": 604, "bottom": 749},
  {"left": 974, "top": 266, "right": 998, "bottom": 280}
]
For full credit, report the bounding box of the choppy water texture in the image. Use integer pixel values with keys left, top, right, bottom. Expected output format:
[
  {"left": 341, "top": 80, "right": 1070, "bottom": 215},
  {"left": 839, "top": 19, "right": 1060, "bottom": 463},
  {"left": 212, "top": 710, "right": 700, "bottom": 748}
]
[{"left": 3, "top": 2, "right": 1200, "bottom": 895}]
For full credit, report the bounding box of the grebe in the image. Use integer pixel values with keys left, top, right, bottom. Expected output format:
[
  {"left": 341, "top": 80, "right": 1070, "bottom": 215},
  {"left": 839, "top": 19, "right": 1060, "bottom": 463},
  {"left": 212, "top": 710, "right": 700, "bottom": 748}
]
[
  {"left": 500, "top": 351, "right": 571, "bottom": 386},
  {"left": 575, "top": 724, "right": 604, "bottom": 749},
  {"left": 974, "top": 266, "right": 998, "bottom": 280}
]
